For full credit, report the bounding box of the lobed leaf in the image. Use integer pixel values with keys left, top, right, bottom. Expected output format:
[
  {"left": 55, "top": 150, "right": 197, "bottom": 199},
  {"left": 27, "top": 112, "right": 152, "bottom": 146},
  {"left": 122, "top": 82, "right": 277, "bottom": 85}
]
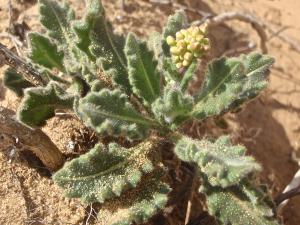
[
  {"left": 85, "top": 0, "right": 131, "bottom": 93},
  {"left": 3, "top": 68, "right": 34, "bottom": 97},
  {"left": 27, "top": 32, "right": 65, "bottom": 72},
  {"left": 152, "top": 85, "right": 193, "bottom": 127},
  {"left": 39, "top": 0, "right": 75, "bottom": 45},
  {"left": 17, "top": 82, "right": 74, "bottom": 127},
  {"left": 202, "top": 182, "right": 279, "bottom": 225},
  {"left": 53, "top": 140, "right": 162, "bottom": 203},
  {"left": 192, "top": 52, "right": 274, "bottom": 120},
  {"left": 97, "top": 172, "right": 171, "bottom": 225},
  {"left": 174, "top": 136, "right": 261, "bottom": 188},
  {"left": 38, "top": 0, "right": 91, "bottom": 74},
  {"left": 76, "top": 89, "right": 158, "bottom": 140},
  {"left": 125, "top": 33, "right": 161, "bottom": 106}
]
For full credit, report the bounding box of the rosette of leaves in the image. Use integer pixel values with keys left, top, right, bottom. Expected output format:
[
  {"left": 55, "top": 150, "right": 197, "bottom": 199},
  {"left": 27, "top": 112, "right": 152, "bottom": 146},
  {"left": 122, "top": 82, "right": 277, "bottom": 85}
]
[{"left": 2, "top": 0, "right": 280, "bottom": 224}]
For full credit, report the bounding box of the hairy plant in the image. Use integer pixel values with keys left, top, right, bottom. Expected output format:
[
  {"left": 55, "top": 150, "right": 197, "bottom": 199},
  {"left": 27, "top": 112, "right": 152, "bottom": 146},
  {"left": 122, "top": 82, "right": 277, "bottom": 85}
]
[{"left": 2, "top": 0, "right": 279, "bottom": 224}]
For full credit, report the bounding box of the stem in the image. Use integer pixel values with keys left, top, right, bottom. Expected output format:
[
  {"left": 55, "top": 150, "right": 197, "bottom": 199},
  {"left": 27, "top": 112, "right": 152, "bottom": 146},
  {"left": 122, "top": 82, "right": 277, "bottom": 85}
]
[{"left": 0, "top": 107, "right": 64, "bottom": 171}]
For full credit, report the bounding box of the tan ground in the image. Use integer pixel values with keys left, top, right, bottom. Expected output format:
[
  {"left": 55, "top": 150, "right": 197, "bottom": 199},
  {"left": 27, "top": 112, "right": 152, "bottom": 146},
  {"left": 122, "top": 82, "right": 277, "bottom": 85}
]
[{"left": 1, "top": 0, "right": 300, "bottom": 224}]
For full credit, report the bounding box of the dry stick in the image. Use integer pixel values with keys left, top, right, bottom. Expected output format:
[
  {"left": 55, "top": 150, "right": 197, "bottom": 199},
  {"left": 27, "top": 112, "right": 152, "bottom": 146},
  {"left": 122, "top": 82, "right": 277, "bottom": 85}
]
[
  {"left": 276, "top": 153, "right": 300, "bottom": 210},
  {"left": 204, "top": 12, "right": 268, "bottom": 54},
  {"left": 169, "top": 3, "right": 269, "bottom": 53},
  {"left": 276, "top": 169, "right": 300, "bottom": 209},
  {"left": 0, "top": 107, "right": 64, "bottom": 171},
  {"left": 0, "top": 42, "right": 45, "bottom": 86}
]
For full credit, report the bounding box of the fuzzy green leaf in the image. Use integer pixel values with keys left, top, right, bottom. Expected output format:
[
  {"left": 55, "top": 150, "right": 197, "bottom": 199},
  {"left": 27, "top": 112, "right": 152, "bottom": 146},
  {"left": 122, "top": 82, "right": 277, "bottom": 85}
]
[
  {"left": 3, "top": 68, "right": 34, "bottom": 97},
  {"left": 174, "top": 136, "right": 261, "bottom": 188},
  {"left": 152, "top": 85, "right": 193, "bottom": 127},
  {"left": 163, "top": 10, "right": 187, "bottom": 40},
  {"left": 39, "top": 0, "right": 75, "bottom": 44},
  {"left": 125, "top": 33, "right": 161, "bottom": 106},
  {"left": 97, "top": 172, "right": 171, "bottom": 225},
  {"left": 76, "top": 89, "right": 158, "bottom": 140},
  {"left": 162, "top": 11, "right": 187, "bottom": 56},
  {"left": 180, "top": 61, "right": 198, "bottom": 91},
  {"left": 72, "top": 0, "right": 104, "bottom": 60},
  {"left": 38, "top": 0, "right": 90, "bottom": 74},
  {"left": 53, "top": 140, "right": 162, "bottom": 203},
  {"left": 202, "top": 182, "right": 279, "bottom": 225},
  {"left": 17, "top": 82, "right": 74, "bottom": 127},
  {"left": 27, "top": 32, "right": 65, "bottom": 71},
  {"left": 85, "top": 0, "right": 131, "bottom": 93},
  {"left": 192, "top": 53, "right": 274, "bottom": 120}
]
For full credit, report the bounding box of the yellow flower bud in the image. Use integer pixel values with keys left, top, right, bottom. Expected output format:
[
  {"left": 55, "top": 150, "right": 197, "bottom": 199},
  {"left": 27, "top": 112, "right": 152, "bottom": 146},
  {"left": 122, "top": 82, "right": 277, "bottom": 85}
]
[
  {"left": 184, "top": 52, "right": 193, "bottom": 61},
  {"left": 196, "top": 34, "right": 204, "bottom": 42},
  {"left": 190, "top": 42, "right": 200, "bottom": 51},
  {"left": 176, "top": 62, "right": 183, "bottom": 69},
  {"left": 166, "top": 36, "right": 176, "bottom": 46},
  {"left": 170, "top": 46, "right": 180, "bottom": 55},
  {"left": 177, "top": 40, "right": 186, "bottom": 49},
  {"left": 182, "top": 60, "right": 190, "bottom": 67},
  {"left": 176, "top": 31, "right": 185, "bottom": 40},
  {"left": 172, "top": 55, "right": 180, "bottom": 63},
  {"left": 200, "top": 23, "right": 208, "bottom": 34},
  {"left": 192, "top": 27, "right": 200, "bottom": 36}
]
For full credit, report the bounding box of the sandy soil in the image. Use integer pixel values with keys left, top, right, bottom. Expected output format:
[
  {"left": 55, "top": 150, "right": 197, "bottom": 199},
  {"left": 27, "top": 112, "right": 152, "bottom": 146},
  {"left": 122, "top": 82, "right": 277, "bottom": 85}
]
[{"left": 1, "top": 0, "right": 300, "bottom": 224}]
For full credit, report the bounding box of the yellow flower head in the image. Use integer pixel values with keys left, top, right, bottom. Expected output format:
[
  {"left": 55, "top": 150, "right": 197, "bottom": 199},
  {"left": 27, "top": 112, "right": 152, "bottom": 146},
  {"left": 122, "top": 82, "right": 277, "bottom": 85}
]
[{"left": 166, "top": 23, "right": 210, "bottom": 69}]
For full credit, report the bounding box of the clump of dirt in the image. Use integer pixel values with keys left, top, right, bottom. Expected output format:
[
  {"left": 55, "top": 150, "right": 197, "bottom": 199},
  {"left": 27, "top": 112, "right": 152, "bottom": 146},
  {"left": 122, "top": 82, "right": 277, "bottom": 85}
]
[{"left": 1, "top": 0, "right": 300, "bottom": 225}]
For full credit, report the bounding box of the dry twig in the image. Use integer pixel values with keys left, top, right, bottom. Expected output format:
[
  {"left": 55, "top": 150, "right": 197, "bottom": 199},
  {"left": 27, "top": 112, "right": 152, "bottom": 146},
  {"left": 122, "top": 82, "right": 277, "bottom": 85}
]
[
  {"left": 0, "top": 42, "right": 45, "bottom": 86},
  {"left": 0, "top": 107, "right": 64, "bottom": 171}
]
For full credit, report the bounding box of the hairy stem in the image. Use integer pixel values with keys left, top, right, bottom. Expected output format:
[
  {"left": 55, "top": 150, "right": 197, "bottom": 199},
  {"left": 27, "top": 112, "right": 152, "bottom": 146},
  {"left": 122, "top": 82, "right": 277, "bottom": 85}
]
[{"left": 0, "top": 106, "right": 64, "bottom": 171}]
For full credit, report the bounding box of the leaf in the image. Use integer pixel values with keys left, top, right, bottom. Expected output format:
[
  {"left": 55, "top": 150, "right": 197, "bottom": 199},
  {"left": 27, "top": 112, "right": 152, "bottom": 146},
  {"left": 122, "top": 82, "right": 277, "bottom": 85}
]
[
  {"left": 72, "top": 0, "right": 104, "bottom": 60},
  {"left": 162, "top": 10, "right": 187, "bottom": 56},
  {"left": 17, "top": 82, "right": 74, "bottom": 127},
  {"left": 192, "top": 52, "right": 274, "bottom": 120},
  {"left": 76, "top": 89, "right": 159, "bottom": 140},
  {"left": 39, "top": 0, "right": 75, "bottom": 44},
  {"left": 180, "top": 61, "right": 198, "bottom": 91},
  {"left": 3, "top": 68, "right": 34, "bottom": 97},
  {"left": 125, "top": 33, "right": 161, "bottom": 106},
  {"left": 38, "top": 0, "right": 89, "bottom": 73},
  {"left": 162, "top": 10, "right": 187, "bottom": 40},
  {"left": 27, "top": 32, "right": 65, "bottom": 72},
  {"left": 152, "top": 85, "right": 193, "bottom": 127},
  {"left": 97, "top": 172, "right": 171, "bottom": 225},
  {"left": 53, "top": 140, "right": 162, "bottom": 203},
  {"left": 202, "top": 182, "right": 279, "bottom": 225},
  {"left": 174, "top": 136, "right": 261, "bottom": 188},
  {"left": 86, "top": 0, "right": 131, "bottom": 93},
  {"left": 147, "top": 32, "right": 164, "bottom": 65}
]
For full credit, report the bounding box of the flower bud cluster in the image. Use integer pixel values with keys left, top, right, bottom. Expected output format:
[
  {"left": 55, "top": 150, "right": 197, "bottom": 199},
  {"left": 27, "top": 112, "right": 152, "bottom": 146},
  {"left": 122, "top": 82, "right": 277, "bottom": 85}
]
[{"left": 166, "top": 23, "right": 210, "bottom": 69}]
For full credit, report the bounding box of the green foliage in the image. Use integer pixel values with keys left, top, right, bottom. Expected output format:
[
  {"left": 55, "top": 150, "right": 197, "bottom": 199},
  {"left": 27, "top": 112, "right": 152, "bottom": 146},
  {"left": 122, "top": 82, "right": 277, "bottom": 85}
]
[
  {"left": 152, "top": 85, "right": 194, "bottom": 127},
  {"left": 98, "top": 172, "right": 170, "bottom": 225},
  {"left": 27, "top": 32, "right": 65, "bottom": 71},
  {"left": 175, "top": 136, "right": 261, "bottom": 188},
  {"left": 125, "top": 33, "right": 161, "bottom": 106},
  {"left": 84, "top": 0, "right": 131, "bottom": 93},
  {"left": 17, "top": 82, "right": 74, "bottom": 127},
  {"left": 3, "top": 69, "right": 34, "bottom": 97},
  {"left": 53, "top": 140, "right": 161, "bottom": 203},
  {"left": 192, "top": 52, "right": 274, "bottom": 120},
  {"left": 76, "top": 89, "right": 158, "bottom": 140},
  {"left": 202, "top": 182, "right": 279, "bottom": 225},
  {"left": 2, "top": 0, "right": 279, "bottom": 224},
  {"left": 180, "top": 61, "right": 198, "bottom": 91},
  {"left": 162, "top": 10, "right": 187, "bottom": 44}
]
